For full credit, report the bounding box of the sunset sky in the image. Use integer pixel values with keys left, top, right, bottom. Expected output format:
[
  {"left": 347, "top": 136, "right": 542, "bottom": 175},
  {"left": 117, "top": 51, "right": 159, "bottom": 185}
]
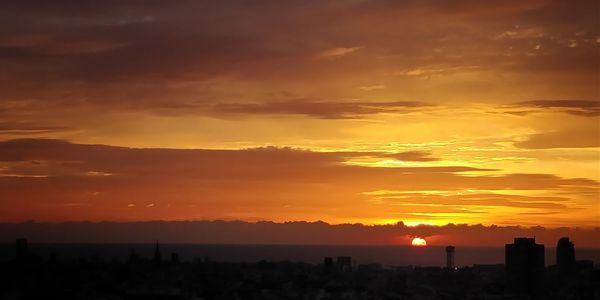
[{"left": 0, "top": 0, "right": 598, "bottom": 231}]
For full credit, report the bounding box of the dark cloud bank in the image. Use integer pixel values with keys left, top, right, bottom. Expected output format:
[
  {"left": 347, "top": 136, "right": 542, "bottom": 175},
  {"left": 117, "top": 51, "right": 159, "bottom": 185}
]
[
  {"left": 1, "top": 220, "right": 599, "bottom": 247},
  {"left": 1, "top": 0, "right": 598, "bottom": 117}
]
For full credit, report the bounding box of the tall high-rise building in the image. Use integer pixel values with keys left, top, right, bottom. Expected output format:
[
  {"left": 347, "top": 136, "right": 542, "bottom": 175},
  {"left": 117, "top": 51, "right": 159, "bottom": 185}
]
[
  {"left": 556, "top": 237, "right": 575, "bottom": 275},
  {"left": 445, "top": 246, "right": 455, "bottom": 269},
  {"left": 505, "top": 237, "right": 545, "bottom": 294}
]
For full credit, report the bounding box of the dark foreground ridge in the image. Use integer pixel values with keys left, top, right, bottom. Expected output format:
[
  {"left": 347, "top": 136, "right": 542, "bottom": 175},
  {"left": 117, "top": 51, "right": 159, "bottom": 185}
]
[{"left": 2, "top": 237, "right": 599, "bottom": 300}]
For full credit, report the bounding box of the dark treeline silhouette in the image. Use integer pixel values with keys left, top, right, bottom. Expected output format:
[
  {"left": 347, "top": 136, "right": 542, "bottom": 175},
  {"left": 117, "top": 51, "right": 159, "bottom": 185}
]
[{"left": 1, "top": 237, "right": 598, "bottom": 299}]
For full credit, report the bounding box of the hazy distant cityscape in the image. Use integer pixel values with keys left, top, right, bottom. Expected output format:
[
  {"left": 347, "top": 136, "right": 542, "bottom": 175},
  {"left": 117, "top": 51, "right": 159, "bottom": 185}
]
[{"left": 2, "top": 236, "right": 598, "bottom": 299}]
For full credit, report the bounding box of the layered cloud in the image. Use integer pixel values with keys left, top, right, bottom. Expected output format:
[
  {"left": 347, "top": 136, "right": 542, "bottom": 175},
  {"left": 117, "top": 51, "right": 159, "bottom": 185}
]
[
  {"left": 0, "top": 139, "right": 597, "bottom": 227},
  {"left": 514, "top": 129, "right": 600, "bottom": 149},
  {"left": 509, "top": 100, "right": 600, "bottom": 117},
  {"left": 209, "top": 100, "right": 431, "bottom": 119},
  {"left": 0, "top": 1, "right": 597, "bottom": 233},
  {"left": 1, "top": 0, "right": 598, "bottom": 110}
]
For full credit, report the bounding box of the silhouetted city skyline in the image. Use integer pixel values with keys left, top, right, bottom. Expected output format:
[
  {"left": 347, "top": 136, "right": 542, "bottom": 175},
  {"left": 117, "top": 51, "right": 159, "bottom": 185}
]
[{"left": 3, "top": 236, "right": 598, "bottom": 299}]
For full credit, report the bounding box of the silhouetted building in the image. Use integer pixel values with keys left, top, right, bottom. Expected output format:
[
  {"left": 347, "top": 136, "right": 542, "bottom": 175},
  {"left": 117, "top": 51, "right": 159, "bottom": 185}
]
[
  {"left": 337, "top": 256, "right": 352, "bottom": 271},
  {"left": 153, "top": 240, "right": 162, "bottom": 264},
  {"left": 323, "top": 257, "right": 334, "bottom": 271},
  {"left": 505, "top": 237, "right": 545, "bottom": 294},
  {"left": 16, "top": 238, "right": 27, "bottom": 263},
  {"left": 48, "top": 252, "right": 58, "bottom": 264},
  {"left": 445, "top": 246, "right": 455, "bottom": 269},
  {"left": 128, "top": 249, "right": 139, "bottom": 263},
  {"left": 171, "top": 252, "right": 179, "bottom": 264},
  {"left": 556, "top": 237, "right": 575, "bottom": 275},
  {"left": 1, "top": 242, "right": 597, "bottom": 299}
]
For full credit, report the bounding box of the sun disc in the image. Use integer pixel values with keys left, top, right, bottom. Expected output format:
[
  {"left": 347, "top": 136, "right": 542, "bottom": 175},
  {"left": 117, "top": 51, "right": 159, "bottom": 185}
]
[{"left": 411, "top": 237, "right": 427, "bottom": 247}]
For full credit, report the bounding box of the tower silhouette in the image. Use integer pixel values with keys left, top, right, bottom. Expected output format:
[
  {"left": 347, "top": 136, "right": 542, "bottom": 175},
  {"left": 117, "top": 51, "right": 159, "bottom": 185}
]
[
  {"left": 153, "top": 240, "right": 162, "bottom": 264},
  {"left": 445, "top": 246, "right": 455, "bottom": 269}
]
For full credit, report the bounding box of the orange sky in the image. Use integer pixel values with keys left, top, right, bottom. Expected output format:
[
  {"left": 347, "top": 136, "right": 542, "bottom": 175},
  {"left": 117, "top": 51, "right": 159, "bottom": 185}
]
[{"left": 0, "top": 0, "right": 598, "bottom": 231}]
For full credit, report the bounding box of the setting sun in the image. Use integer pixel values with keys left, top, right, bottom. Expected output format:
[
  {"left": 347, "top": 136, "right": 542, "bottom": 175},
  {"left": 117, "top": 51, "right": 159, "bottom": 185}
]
[{"left": 411, "top": 237, "right": 427, "bottom": 247}]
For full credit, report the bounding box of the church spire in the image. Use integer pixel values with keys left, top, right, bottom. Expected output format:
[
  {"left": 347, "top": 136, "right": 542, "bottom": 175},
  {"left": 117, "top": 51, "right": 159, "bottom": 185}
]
[{"left": 153, "top": 240, "right": 161, "bottom": 264}]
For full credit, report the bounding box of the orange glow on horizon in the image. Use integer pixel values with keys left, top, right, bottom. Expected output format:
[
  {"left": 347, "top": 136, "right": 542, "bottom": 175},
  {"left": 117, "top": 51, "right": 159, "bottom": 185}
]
[{"left": 0, "top": 0, "right": 598, "bottom": 239}]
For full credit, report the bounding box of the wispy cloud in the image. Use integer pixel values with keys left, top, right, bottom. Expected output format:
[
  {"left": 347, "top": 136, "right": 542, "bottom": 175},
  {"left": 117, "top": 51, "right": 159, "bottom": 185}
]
[
  {"left": 0, "top": 139, "right": 596, "bottom": 225},
  {"left": 209, "top": 100, "right": 432, "bottom": 119},
  {"left": 508, "top": 100, "right": 600, "bottom": 117},
  {"left": 514, "top": 129, "right": 600, "bottom": 149},
  {"left": 318, "top": 46, "right": 362, "bottom": 58}
]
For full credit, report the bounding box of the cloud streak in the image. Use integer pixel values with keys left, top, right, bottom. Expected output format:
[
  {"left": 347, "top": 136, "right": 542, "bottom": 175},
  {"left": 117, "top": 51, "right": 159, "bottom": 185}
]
[
  {"left": 0, "top": 139, "right": 596, "bottom": 226},
  {"left": 511, "top": 100, "right": 600, "bottom": 117},
  {"left": 515, "top": 129, "right": 600, "bottom": 149},
  {"left": 210, "top": 100, "right": 431, "bottom": 119}
]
